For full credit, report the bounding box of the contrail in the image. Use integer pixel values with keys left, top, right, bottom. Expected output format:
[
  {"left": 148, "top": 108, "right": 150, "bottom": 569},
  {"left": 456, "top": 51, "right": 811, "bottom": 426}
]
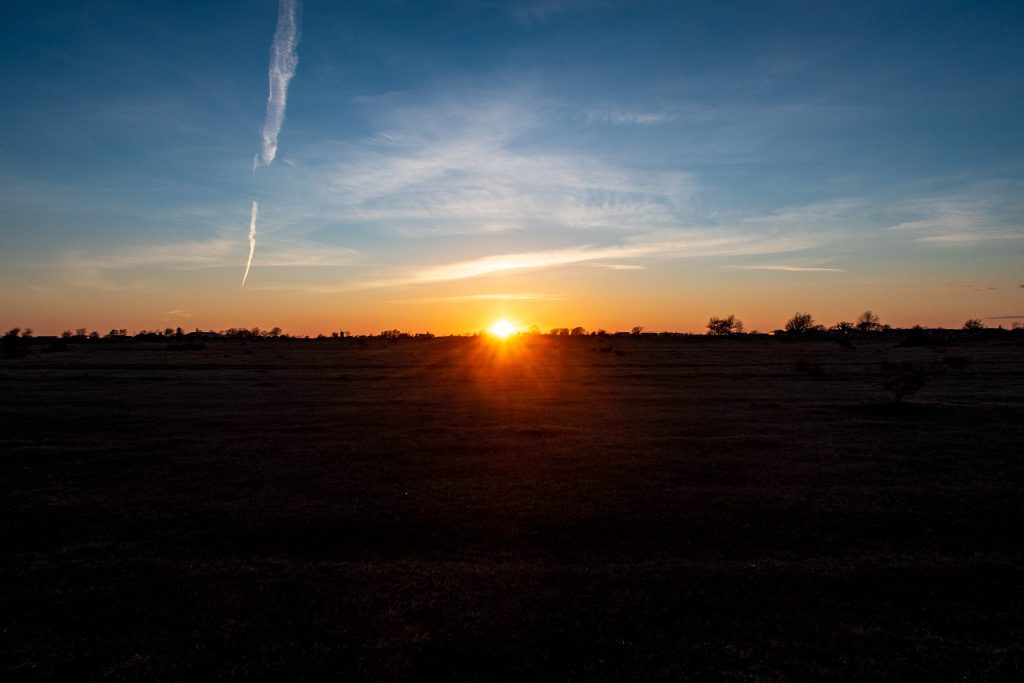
[
  {"left": 242, "top": 201, "right": 258, "bottom": 287},
  {"left": 255, "top": 0, "right": 301, "bottom": 168}
]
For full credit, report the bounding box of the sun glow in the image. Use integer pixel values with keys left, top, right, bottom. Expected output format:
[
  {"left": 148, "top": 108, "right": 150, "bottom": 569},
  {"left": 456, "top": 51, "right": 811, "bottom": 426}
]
[{"left": 487, "top": 319, "right": 518, "bottom": 339}]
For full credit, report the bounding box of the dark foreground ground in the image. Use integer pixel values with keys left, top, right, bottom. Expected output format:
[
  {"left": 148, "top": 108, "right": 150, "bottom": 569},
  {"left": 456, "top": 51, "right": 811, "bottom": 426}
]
[{"left": 2, "top": 335, "right": 1023, "bottom": 681}]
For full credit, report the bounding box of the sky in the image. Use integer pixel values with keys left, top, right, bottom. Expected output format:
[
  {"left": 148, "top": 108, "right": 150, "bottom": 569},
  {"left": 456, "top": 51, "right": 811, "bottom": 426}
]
[{"left": 1, "top": 0, "right": 1022, "bottom": 335}]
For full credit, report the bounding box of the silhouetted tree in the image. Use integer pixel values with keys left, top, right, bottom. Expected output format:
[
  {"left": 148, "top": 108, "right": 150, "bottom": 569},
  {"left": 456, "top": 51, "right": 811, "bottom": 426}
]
[
  {"left": 570, "top": 326, "right": 586, "bottom": 336},
  {"left": 706, "top": 315, "right": 742, "bottom": 336},
  {"left": 857, "top": 310, "right": 882, "bottom": 333},
  {"left": 631, "top": 326, "right": 644, "bottom": 336},
  {"left": 832, "top": 321, "right": 855, "bottom": 334},
  {"left": 784, "top": 312, "right": 824, "bottom": 334},
  {"left": 1, "top": 328, "right": 28, "bottom": 358},
  {"left": 963, "top": 318, "right": 984, "bottom": 331}
]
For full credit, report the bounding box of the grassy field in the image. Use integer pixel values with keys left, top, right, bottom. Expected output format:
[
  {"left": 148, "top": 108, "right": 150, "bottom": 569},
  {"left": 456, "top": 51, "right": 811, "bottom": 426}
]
[{"left": 2, "top": 335, "right": 1023, "bottom": 680}]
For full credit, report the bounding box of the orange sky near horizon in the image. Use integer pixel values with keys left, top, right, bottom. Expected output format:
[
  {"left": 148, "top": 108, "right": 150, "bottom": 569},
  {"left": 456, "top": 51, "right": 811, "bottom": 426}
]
[{"left": 5, "top": 261, "right": 1020, "bottom": 337}]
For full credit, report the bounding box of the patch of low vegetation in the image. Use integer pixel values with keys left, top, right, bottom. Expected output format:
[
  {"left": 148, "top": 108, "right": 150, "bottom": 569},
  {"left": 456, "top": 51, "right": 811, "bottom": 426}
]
[
  {"left": 1, "top": 327, "right": 31, "bottom": 359},
  {"left": 879, "top": 360, "right": 928, "bottom": 402},
  {"left": 42, "top": 339, "right": 70, "bottom": 353},
  {"left": 942, "top": 354, "right": 970, "bottom": 370},
  {"left": 793, "top": 357, "right": 826, "bottom": 377},
  {"left": 2, "top": 332, "right": 1022, "bottom": 679},
  {"left": 899, "top": 326, "right": 945, "bottom": 348},
  {"left": 164, "top": 341, "right": 206, "bottom": 352}
]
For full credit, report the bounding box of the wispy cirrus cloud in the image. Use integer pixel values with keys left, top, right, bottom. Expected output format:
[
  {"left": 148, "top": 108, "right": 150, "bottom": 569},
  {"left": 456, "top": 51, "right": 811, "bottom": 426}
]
[
  {"left": 509, "top": 0, "right": 606, "bottom": 24},
  {"left": 391, "top": 293, "right": 563, "bottom": 303},
  {"left": 302, "top": 95, "right": 697, "bottom": 238},
  {"left": 65, "top": 238, "right": 238, "bottom": 271},
  {"left": 355, "top": 229, "right": 822, "bottom": 290},
  {"left": 255, "top": 0, "right": 301, "bottom": 168},
  {"left": 63, "top": 235, "right": 358, "bottom": 276},
  {"left": 886, "top": 186, "right": 1024, "bottom": 243},
  {"left": 587, "top": 109, "right": 677, "bottom": 126},
  {"left": 720, "top": 265, "right": 845, "bottom": 272}
]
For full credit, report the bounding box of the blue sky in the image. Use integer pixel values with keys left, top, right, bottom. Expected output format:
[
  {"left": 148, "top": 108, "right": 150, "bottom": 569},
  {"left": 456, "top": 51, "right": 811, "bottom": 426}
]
[{"left": 1, "top": 0, "right": 1022, "bottom": 334}]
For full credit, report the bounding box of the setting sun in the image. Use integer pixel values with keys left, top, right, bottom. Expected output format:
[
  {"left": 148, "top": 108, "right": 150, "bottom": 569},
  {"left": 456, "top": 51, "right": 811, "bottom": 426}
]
[{"left": 487, "top": 319, "right": 518, "bottom": 339}]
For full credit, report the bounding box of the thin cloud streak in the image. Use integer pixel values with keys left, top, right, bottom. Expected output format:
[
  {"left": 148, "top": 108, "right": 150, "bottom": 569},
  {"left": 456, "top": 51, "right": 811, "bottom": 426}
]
[
  {"left": 886, "top": 188, "right": 1024, "bottom": 243},
  {"left": 66, "top": 239, "right": 237, "bottom": 270},
  {"left": 64, "top": 235, "right": 357, "bottom": 273},
  {"left": 721, "top": 265, "right": 845, "bottom": 272},
  {"left": 359, "top": 231, "right": 822, "bottom": 290},
  {"left": 587, "top": 110, "right": 676, "bottom": 125},
  {"left": 242, "top": 200, "right": 257, "bottom": 287},
  {"left": 255, "top": 0, "right": 301, "bottom": 168},
  {"left": 917, "top": 232, "right": 1024, "bottom": 243},
  {"left": 392, "top": 293, "right": 563, "bottom": 303}
]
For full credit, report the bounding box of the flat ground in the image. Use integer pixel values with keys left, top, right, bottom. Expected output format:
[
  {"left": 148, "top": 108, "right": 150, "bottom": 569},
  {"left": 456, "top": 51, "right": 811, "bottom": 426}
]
[{"left": 2, "top": 335, "right": 1023, "bottom": 681}]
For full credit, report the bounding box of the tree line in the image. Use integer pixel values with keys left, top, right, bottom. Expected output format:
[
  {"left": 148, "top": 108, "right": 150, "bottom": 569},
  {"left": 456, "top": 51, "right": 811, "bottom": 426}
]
[
  {"left": 2, "top": 312, "right": 1016, "bottom": 357},
  {"left": 705, "top": 310, "right": 1001, "bottom": 336}
]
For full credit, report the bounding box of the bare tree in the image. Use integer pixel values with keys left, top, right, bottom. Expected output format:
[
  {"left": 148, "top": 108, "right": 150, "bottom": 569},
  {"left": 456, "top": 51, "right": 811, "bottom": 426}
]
[
  {"left": 857, "top": 310, "right": 882, "bottom": 333},
  {"left": 706, "top": 315, "right": 742, "bottom": 336},
  {"left": 784, "top": 312, "right": 824, "bottom": 334},
  {"left": 963, "top": 319, "right": 984, "bottom": 331}
]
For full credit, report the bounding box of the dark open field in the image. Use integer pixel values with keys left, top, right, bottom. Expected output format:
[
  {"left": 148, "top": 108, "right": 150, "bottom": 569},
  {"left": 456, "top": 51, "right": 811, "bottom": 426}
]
[{"left": 2, "top": 335, "right": 1023, "bottom": 680}]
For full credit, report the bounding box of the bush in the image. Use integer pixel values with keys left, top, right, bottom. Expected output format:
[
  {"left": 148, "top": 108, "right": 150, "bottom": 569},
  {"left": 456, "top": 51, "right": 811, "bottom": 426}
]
[
  {"left": 880, "top": 361, "right": 927, "bottom": 402},
  {"left": 1, "top": 328, "right": 29, "bottom": 358}
]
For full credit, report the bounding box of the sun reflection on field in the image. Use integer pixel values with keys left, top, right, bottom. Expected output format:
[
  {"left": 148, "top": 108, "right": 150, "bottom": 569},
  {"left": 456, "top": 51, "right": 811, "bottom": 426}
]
[{"left": 457, "top": 329, "right": 574, "bottom": 402}]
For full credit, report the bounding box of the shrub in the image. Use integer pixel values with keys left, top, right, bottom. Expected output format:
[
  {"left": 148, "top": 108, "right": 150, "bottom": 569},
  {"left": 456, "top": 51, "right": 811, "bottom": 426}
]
[
  {"left": 880, "top": 361, "right": 927, "bottom": 402},
  {"left": 1, "top": 328, "right": 29, "bottom": 358}
]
